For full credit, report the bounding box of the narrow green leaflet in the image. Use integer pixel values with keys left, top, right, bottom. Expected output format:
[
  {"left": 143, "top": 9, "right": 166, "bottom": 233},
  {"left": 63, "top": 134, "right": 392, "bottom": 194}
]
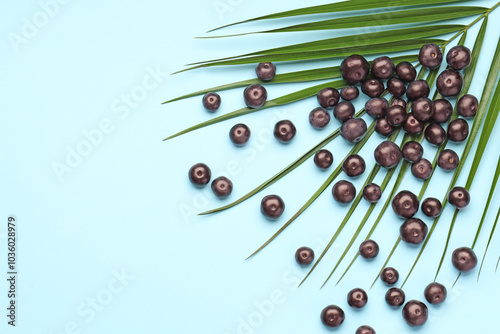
[{"left": 479, "top": 206, "right": 500, "bottom": 280}]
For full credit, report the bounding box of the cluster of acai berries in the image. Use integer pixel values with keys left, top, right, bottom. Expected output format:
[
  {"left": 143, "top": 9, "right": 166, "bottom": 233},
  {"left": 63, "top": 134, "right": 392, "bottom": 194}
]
[{"left": 188, "top": 43, "right": 479, "bottom": 332}]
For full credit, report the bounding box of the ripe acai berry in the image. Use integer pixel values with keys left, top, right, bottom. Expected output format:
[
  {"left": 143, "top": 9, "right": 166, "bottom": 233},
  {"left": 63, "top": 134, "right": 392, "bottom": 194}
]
[
  {"left": 347, "top": 288, "right": 368, "bottom": 309},
  {"left": 403, "top": 113, "right": 424, "bottom": 135},
  {"left": 387, "top": 77, "right": 406, "bottom": 97},
  {"left": 437, "top": 69, "right": 463, "bottom": 97},
  {"left": 402, "top": 300, "right": 428, "bottom": 327},
  {"left": 341, "top": 54, "right": 370, "bottom": 84},
  {"left": 446, "top": 45, "right": 471, "bottom": 70},
  {"left": 229, "top": 123, "right": 251, "bottom": 146},
  {"left": 261, "top": 194, "right": 285, "bottom": 219},
  {"left": 396, "top": 61, "right": 417, "bottom": 82},
  {"left": 438, "top": 149, "right": 459, "bottom": 171},
  {"left": 424, "top": 282, "right": 447, "bottom": 305},
  {"left": 402, "top": 141, "right": 423, "bottom": 163},
  {"left": 421, "top": 197, "right": 442, "bottom": 218},
  {"left": 412, "top": 98, "right": 434, "bottom": 122},
  {"left": 340, "top": 118, "right": 367, "bottom": 143},
  {"left": 340, "top": 86, "right": 359, "bottom": 101},
  {"left": 419, "top": 43, "right": 443, "bottom": 69},
  {"left": 211, "top": 176, "right": 233, "bottom": 198},
  {"left": 321, "top": 305, "right": 345, "bottom": 328},
  {"left": 295, "top": 246, "right": 314, "bottom": 265},
  {"left": 359, "top": 239, "right": 379, "bottom": 259},
  {"left": 457, "top": 94, "right": 478, "bottom": 118},
  {"left": 317, "top": 87, "right": 340, "bottom": 109},
  {"left": 400, "top": 218, "right": 428, "bottom": 244},
  {"left": 432, "top": 99, "right": 453, "bottom": 123},
  {"left": 314, "top": 149, "right": 334, "bottom": 170},
  {"left": 334, "top": 101, "right": 355, "bottom": 123},
  {"left": 356, "top": 325, "right": 376, "bottom": 334},
  {"left": 188, "top": 163, "right": 211, "bottom": 187},
  {"left": 332, "top": 180, "right": 356, "bottom": 204},
  {"left": 424, "top": 123, "right": 446, "bottom": 146},
  {"left": 202, "top": 92, "right": 221, "bottom": 112},
  {"left": 386, "top": 287, "right": 405, "bottom": 307},
  {"left": 447, "top": 118, "right": 469, "bottom": 142},
  {"left": 381, "top": 267, "right": 399, "bottom": 285},
  {"left": 411, "top": 158, "right": 433, "bottom": 180},
  {"left": 452, "top": 246, "right": 477, "bottom": 272},
  {"left": 274, "top": 120, "right": 296, "bottom": 143},
  {"left": 375, "top": 118, "right": 395, "bottom": 137},
  {"left": 392, "top": 190, "right": 419, "bottom": 218},
  {"left": 365, "top": 97, "right": 389, "bottom": 119},
  {"left": 361, "top": 78, "right": 385, "bottom": 98},
  {"left": 244, "top": 84, "right": 267, "bottom": 108},
  {"left": 362, "top": 183, "right": 382, "bottom": 203},
  {"left": 371, "top": 56, "right": 395, "bottom": 79},
  {"left": 309, "top": 107, "right": 331, "bottom": 129},
  {"left": 386, "top": 105, "right": 407, "bottom": 126},
  {"left": 342, "top": 154, "right": 366, "bottom": 177},
  {"left": 374, "top": 141, "right": 402, "bottom": 168},
  {"left": 406, "top": 79, "right": 430, "bottom": 100},
  {"left": 391, "top": 98, "right": 407, "bottom": 109},
  {"left": 256, "top": 62, "right": 276, "bottom": 81},
  {"left": 448, "top": 186, "right": 470, "bottom": 209}
]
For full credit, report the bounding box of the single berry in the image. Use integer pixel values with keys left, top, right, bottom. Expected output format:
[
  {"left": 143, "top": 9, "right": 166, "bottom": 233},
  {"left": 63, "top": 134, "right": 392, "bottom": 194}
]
[
  {"left": 432, "top": 99, "right": 453, "bottom": 123},
  {"left": 229, "top": 123, "right": 251, "bottom": 146},
  {"left": 424, "top": 123, "right": 446, "bottom": 146},
  {"left": 421, "top": 197, "right": 442, "bottom": 218},
  {"left": 396, "top": 61, "right": 417, "bottom": 82},
  {"left": 244, "top": 84, "right": 267, "bottom": 108},
  {"left": 446, "top": 45, "right": 471, "bottom": 70},
  {"left": 340, "top": 86, "right": 359, "bottom": 101},
  {"left": 392, "top": 98, "right": 407, "bottom": 109},
  {"left": 361, "top": 78, "right": 385, "bottom": 98},
  {"left": 406, "top": 79, "right": 430, "bottom": 100},
  {"left": 424, "top": 282, "right": 447, "bottom": 305},
  {"left": 365, "top": 97, "right": 389, "bottom": 119},
  {"left": 386, "top": 288, "right": 405, "bottom": 307},
  {"left": 412, "top": 98, "right": 434, "bottom": 122},
  {"left": 342, "top": 154, "right": 366, "bottom": 177},
  {"left": 211, "top": 176, "right": 233, "bottom": 198},
  {"left": 332, "top": 180, "right": 356, "bottom": 204},
  {"left": 309, "top": 107, "right": 331, "bottom": 129},
  {"left": 400, "top": 218, "right": 428, "bottom": 244},
  {"left": 375, "top": 118, "right": 395, "bottom": 137},
  {"left": 402, "top": 141, "right": 423, "bottom": 163},
  {"left": 256, "top": 62, "right": 276, "bottom": 81},
  {"left": 403, "top": 113, "right": 424, "bottom": 135},
  {"left": 387, "top": 77, "right": 406, "bottom": 97},
  {"left": 362, "top": 183, "right": 382, "bottom": 203},
  {"left": 437, "top": 69, "right": 463, "bottom": 97},
  {"left": 341, "top": 54, "right": 370, "bottom": 84},
  {"left": 317, "top": 87, "right": 340, "bottom": 109},
  {"left": 334, "top": 101, "right": 355, "bottom": 123},
  {"left": 419, "top": 43, "right": 443, "bottom": 69},
  {"left": 260, "top": 195, "right": 285, "bottom": 219},
  {"left": 374, "top": 141, "right": 402, "bottom": 168},
  {"left": 356, "top": 325, "right": 376, "bottom": 334},
  {"left": 372, "top": 56, "right": 395, "bottom": 79},
  {"left": 457, "top": 94, "right": 478, "bottom": 118},
  {"left": 274, "top": 120, "right": 296, "bottom": 143},
  {"left": 314, "top": 149, "right": 334, "bottom": 170},
  {"left": 392, "top": 190, "right": 419, "bottom": 218},
  {"left": 359, "top": 239, "right": 379, "bottom": 259},
  {"left": 340, "top": 118, "right": 367, "bottom": 143},
  {"left": 448, "top": 186, "right": 470, "bottom": 209},
  {"left": 447, "top": 118, "right": 469, "bottom": 142},
  {"left": 347, "top": 288, "right": 368, "bottom": 309},
  {"left": 381, "top": 267, "right": 399, "bottom": 285},
  {"left": 386, "top": 105, "right": 407, "bottom": 126},
  {"left": 452, "top": 247, "right": 477, "bottom": 272},
  {"left": 295, "top": 246, "right": 314, "bottom": 265},
  {"left": 202, "top": 92, "right": 221, "bottom": 112},
  {"left": 411, "top": 158, "right": 433, "bottom": 180},
  {"left": 320, "top": 305, "right": 345, "bottom": 328},
  {"left": 188, "top": 163, "right": 211, "bottom": 187},
  {"left": 403, "top": 300, "right": 428, "bottom": 327},
  {"left": 438, "top": 149, "right": 459, "bottom": 171}
]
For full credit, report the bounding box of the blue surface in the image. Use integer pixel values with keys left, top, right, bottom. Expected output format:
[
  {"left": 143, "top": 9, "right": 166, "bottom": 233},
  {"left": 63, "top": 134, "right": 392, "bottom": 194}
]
[{"left": 1, "top": 0, "right": 500, "bottom": 333}]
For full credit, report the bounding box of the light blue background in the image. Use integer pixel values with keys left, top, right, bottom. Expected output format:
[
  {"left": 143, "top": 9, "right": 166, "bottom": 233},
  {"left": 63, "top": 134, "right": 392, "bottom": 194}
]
[{"left": 1, "top": 0, "right": 499, "bottom": 333}]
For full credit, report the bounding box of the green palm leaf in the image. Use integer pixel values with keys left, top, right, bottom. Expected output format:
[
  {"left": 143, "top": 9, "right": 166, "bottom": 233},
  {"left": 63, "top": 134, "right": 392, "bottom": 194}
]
[{"left": 478, "top": 206, "right": 500, "bottom": 280}]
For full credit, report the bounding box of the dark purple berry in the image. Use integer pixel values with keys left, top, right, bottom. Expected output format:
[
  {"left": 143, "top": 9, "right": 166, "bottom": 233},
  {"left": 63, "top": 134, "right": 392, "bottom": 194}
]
[
  {"left": 386, "top": 288, "right": 405, "bottom": 307},
  {"left": 424, "top": 123, "right": 446, "bottom": 146},
  {"left": 437, "top": 69, "right": 463, "bottom": 97},
  {"left": 372, "top": 56, "right": 395, "bottom": 79},
  {"left": 202, "top": 92, "right": 221, "bottom": 112},
  {"left": 359, "top": 239, "right": 379, "bottom": 259},
  {"left": 334, "top": 101, "right": 355, "bottom": 123},
  {"left": 392, "top": 190, "right": 419, "bottom": 218},
  {"left": 396, "top": 61, "right": 417, "bottom": 82},
  {"left": 447, "top": 118, "right": 469, "bottom": 142},
  {"left": 432, "top": 99, "right": 453, "bottom": 123},
  {"left": 340, "top": 86, "right": 359, "bottom": 101},
  {"left": 381, "top": 267, "right": 399, "bottom": 285},
  {"left": 387, "top": 77, "right": 406, "bottom": 97},
  {"left": 188, "top": 163, "right": 211, "bottom": 187},
  {"left": 406, "top": 79, "right": 430, "bottom": 101},
  {"left": 274, "top": 120, "right": 296, "bottom": 143},
  {"left": 403, "top": 114, "right": 424, "bottom": 135},
  {"left": 332, "top": 180, "right": 356, "bottom": 204},
  {"left": 347, "top": 288, "right": 368, "bottom": 309},
  {"left": 256, "top": 62, "right": 276, "bottom": 81},
  {"left": 402, "top": 141, "right": 423, "bottom": 163},
  {"left": 295, "top": 246, "right": 314, "bottom": 265},
  {"left": 448, "top": 186, "right": 470, "bottom": 209},
  {"left": 309, "top": 107, "right": 331, "bottom": 129},
  {"left": 363, "top": 183, "right": 382, "bottom": 203},
  {"left": 446, "top": 45, "right": 471, "bottom": 70},
  {"left": 421, "top": 197, "right": 442, "bottom": 218},
  {"left": 321, "top": 305, "right": 345, "bottom": 328},
  {"left": 261, "top": 195, "right": 285, "bottom": 219},
  {"left": 361, "top": 78, "right": 385, "bottom": 98},
  {"left": 457, "top": 94, "right": 478, "bottom": 118},
  {"left": 392, "top": 98, "right": 407, "bottom": 109},
  {"left": 229, "top": 123, "right": 251, "bottom": 146},
  {"left": 374, "top": 141, "right": 402, "bottom": 168},
  {"left": 342, "top": 154, "right": 366, "bottom": 177},
  {"left": 314, "top": 149, "right": 334, "bottom": 170},
  {"left": 412, "top": 98, "right": 434, "bottom": 121},
  {"left": 375, "top": 118, "right": 395, "bottom": 137},
  {"left": 340, "top": 118, "right": 367, "bottom": 143},
  {"left": 424, "top": 282, "right": 447, "bottom": 305},
  {"left": 356, "top": 325, "right": 376, "bottom": 334},
  {"left": 244, "top": 84, "right": 267, "bottom": 108},
  {"left": 452, "top": 247, "right": 477, "bottom": 272},
  {"left": 386, "top": 105, "right": 407, "bottom": 126},
  {"left": 341, "top": 54, "right": 370, "bottom": 84},
  {"left": 400, "top": 218, "right": 428, "bottom": 244},
  {"left": 365, "top": 97, "right": 389, "bottom": 119},
  {"left": 411, "top": 158, "right": 433, "bottom": 180},
  {"left": 419, "top": 43, "right": 443, "bottom": 69},
  {"left": 317, "top": 87, "right": 340, "bottom": 109},
  {"left": 438, "top": 149, "right": 459, "bottom": 171},
  {"left": 211, "top": 176, "right": 233, "bottom": 198},
  {"left": 403, "top": 300, "right": 428, "bottom": 327}
]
